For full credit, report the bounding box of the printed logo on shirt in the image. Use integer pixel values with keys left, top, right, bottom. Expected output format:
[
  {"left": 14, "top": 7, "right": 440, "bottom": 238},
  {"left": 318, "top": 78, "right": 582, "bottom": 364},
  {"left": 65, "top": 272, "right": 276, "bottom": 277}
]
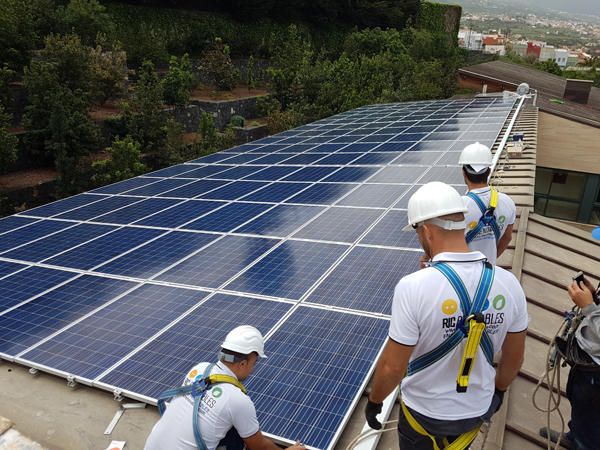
[
  {"left": 441, "top": 299, "right": 458, "bottom": 315},
  {"left": 212, "top": 387, "right": 223, "bottom": 398},
  {"left": 492, "top": 294, "right": 506, "bottom": 310},
  {"left": 468, "top": 221, "right": 478, "bottom": 230},
  {"left": 498, "top": 215, "right": 506, "bottom": 224}
]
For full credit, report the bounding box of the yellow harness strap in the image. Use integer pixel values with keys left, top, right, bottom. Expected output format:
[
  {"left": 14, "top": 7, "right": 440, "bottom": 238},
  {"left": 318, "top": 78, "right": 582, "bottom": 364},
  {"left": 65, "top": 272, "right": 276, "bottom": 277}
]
[
  {"left": 400, "top": 401, "right": 480, "bottom": 450},
  {"left": 456, "top": 314, "right": 486, "bottom": 393},
  {"left": 207, "top": 374, "right": 247, "bottom": 395},
  {"left": 489, "top": 187, "right": 498, "bottom": 209}
]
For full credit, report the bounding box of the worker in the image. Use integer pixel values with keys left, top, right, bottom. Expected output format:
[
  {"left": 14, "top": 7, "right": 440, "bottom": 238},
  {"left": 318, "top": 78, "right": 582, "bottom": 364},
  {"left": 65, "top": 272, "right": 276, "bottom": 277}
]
[
  {"left": 145, "top": 325, "right": 306, "bottom": 450},
  {"left": 540, "top": 276, "right": 600, "bottom": 450},
  {"left": 459, "top": 142, "right": 516, "bottom": 266},
  {"left": 366, "top": 182, "right": 527, "bottom": 449}
]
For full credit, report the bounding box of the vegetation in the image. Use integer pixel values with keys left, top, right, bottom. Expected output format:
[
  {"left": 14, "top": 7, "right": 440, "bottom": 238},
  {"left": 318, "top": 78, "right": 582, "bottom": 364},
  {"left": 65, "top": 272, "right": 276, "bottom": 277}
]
[
  {"left": 92, "top": 135, "right": 147, "bottom": 186},
  {"left": 162, "top": 53, "right": 194, "bottom": 107},
  {"left": 199, "top": 39, "right": 239, "bottom": 91},
  {"left": 0, "top": 106, "right": 18, "bottom": 173}
]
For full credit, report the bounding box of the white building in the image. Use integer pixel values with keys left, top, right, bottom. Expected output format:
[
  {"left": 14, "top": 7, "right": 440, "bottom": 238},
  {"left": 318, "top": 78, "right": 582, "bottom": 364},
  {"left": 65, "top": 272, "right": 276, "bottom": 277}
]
[
  {"left": 458, "top": 29, "right": 483, "bottom": 51},
  {"left": 554, "top": 49, "right": 569, "bottom": 68},
  {"left": 539, "top": 45, "right": 556, "bottom": 62}
]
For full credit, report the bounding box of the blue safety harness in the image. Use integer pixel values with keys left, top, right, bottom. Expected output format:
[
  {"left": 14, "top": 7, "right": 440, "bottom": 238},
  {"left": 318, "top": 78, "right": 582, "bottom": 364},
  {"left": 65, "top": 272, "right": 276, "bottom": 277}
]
[
  {"left": 157, "top": 363, "right": 245, "bottom": 450},
  {"left": 407, "top": 261, "right": 495, "bottom": 378},
  {"left": 465, "top": 190, "right": 501, "bottom": 244}
]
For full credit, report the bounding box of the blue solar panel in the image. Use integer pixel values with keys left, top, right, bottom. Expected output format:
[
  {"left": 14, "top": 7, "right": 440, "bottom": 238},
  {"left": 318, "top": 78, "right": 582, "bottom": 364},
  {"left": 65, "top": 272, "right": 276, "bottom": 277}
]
[
  {"left": 0, "top": 267, "right": 75, "bottom": 313},
  {"left": 0, "top": 261, "right": 27, "bottom": 279},
  {"left": 361, "top": 210, "right": 421, "bottom": 249},
  {"left": 338, "top": 143, "right": 375, "bottom": 153},
  {"left": 437, "top": 152, "right": 461, "bottom": 165},
  {"left": 238, "top": 205, "right": 325, "bottom": 237},
  {"left": 395, "top": 151, "right": 443, "bottom": 165},
  {"left": 421, "top": 166, "right": 465, "bottom": 185},
  {"left": 249, "top": 153, "right": 295, "bottom": 165},
  {"left": 0, "top": 275, "right": 135, "bottom": 356},
  {"left": 316, "top": 153, "right": 362, "bottom": 165},
  {"left": 0, "top": 220, "right": 71, "bottom": 253},
  {"left": 93, "top": 198, "right": 182, "bottom": 225},
  {"left": 207, "top": 165, "right": 267, "bottom": 180},
  {"left": 20, "top": 284, "right": 209, "bottom": 379},
  {"left": 157, "top": 235, "right": 278, "bottom": 288},
  {"left": 91, "top": 177, "right": 158, "bottom": 194},
  {"left": 97, "top": 294, "right": 291, "bottom": 398},
  {"left": 225, "top": 240, "right": 348, "bottom": 299},
  {"left": 244, "top": 166, "right": 301, "bottom": 181},
  {"left": 2, "top": 223, "right": 116, "bottom": 262},
  {"left": 157, "top": 179, "right": 230, "bottom": 198},
  {"left": 190, "top": 153, "right": 237, "bottom": 164},
  {"left": 281, "top": 166, "right": 338, "bottom": 182},
  {"left": 246, "top": 306, "right": 388, "bottom": 450},
  {"left": 135, "top": 200, "right": 225, "bottom": 228},
  {"left": 336, "top": 184, "right": 408, "bottom": 208},
  {"left": 366, "top": 166, "right": 426, "bottom": 186},
  {"left": 174, "top": 165, "right": 234, "bottom": 179},
  {"left": 123, "top": 179, "right": 194, "bottom": 196},
  {"left": 307, "top": 246, "right": 420, "bottom": 313},
  {"left": 0, "top": 216, "right": 38, "bottom": 233},
  {"left": 182, "top": 202, "right": 272, "bottom": 232},
  {"left": 280, "top": 153, "right": 326, "bottom": 165},
  {"left": 19, "top": 194, "right": 108, "bottom": 218},
  {"left": 46, "top": 227, "right": 165, "bottom": 270},
  {"left": 241, "top": 182, "right": 311, "bottom": 203},
  {"left": 198, "top": 181, "right": 269, "bottom": 201},
  {"left": 220, "top": 154, "right": 266, "bottom": 164},
  {"left": 96, "top": 231, "right": 217, "bottom": 279},
  {"left": 144, "top": 164, "right": 199, "bottom": 177},
  {"left": 349, "top": 152, "right": 400, "bottom": 165},
  {"left": 322, "top": 166, "right": 379, "bottom": 183},
  {"left": 56, "top": 196, "right": 142, "bottom": 221},
  {"left": 293, "top": 207, "right": 380, "bottom": 243},
  {"left": 285, "top": 183, "right": 358, "bottom": 205}
]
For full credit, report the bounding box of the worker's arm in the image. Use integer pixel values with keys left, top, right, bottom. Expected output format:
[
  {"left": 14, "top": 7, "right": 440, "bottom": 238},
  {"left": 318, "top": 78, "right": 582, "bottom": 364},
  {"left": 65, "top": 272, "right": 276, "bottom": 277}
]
[
  {"left": 495, "top": 330, "right": 526, "bottom": 391},
  {"left": 244, "top": 431, "right": 305, "bottom": 450},
  {"left": 496, "top": 223, "right": 513, "bottom": 258},
  {"left": 368, "top": 338, "right": 414, "bottom": 403}
]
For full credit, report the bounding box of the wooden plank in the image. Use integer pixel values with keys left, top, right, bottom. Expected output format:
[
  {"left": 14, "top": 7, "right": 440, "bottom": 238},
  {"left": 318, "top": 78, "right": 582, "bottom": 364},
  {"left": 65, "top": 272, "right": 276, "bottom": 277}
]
[
  {"left": 521, "top": 274, "right": 571, "bottom": 313},
  {"left": 522, "top": 253, "right": 600, "bottom": 289},
  {"left": 527, "top": 303, "right": 565, "bottom": 343},
  {"left": 522, "top": 337, "right": 569, "bottom": 391},
  {"left": 525, "top": 236, "right": 600, "bottom": 279},
  {"left": 512, "top": 208, "right": 529, "bottom": 281},
  {"left": 528, "top": 221, "right": 600, "bottom": 262},
  {"left": 530, "top": 213, "right": 600, "bottom": 245},
  {"left": 503, "top": 430, "right": 546, "bottom": 450}
]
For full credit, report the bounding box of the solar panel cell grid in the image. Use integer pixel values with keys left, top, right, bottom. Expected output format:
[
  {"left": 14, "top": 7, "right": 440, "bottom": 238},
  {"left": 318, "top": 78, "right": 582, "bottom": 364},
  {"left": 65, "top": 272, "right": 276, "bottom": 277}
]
[
  {"left": 335, "top": 184, "right": 409, "bottom": 208},
  {"left": 0, "top": 220, "right": 72, "bottom": 253},
  {"left": 18, "top": 194, "right": 107, "bottom": 218},
  {"left": 293, "top": 207, "right": 381, "bottom": 243},
  {"left": 182, "top": 202, "right": 273, "bottom": 232}
]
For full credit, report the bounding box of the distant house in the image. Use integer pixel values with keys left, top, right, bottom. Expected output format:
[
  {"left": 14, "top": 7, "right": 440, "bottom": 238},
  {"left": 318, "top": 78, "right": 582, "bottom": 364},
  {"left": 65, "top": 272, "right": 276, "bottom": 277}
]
[
  {"left": 554, "top": 48, "right": 568, "bottom": 68},
  {"left": 539, "top": 45, "right": 556, "bottom": 62},
  {"left": 482, "top": 36, "right": 506, "bottom": 55},
  {"left": 458, "top": 28, "right": 483, "bottom": 51}
]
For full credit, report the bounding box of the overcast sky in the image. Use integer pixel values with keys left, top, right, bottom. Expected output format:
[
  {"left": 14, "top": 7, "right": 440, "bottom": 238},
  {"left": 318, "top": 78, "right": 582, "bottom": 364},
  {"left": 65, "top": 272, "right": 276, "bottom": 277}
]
[{"left": 446, "top": 0, "right": 600, "bottom": 16}]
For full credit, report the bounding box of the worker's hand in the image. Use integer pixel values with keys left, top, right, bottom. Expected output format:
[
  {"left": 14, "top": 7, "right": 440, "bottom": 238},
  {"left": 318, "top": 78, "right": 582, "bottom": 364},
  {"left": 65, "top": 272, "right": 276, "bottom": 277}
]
[
  {"left": 365, "top": 399, "right": 383, "bottom": 430},
  {"left": 286, "top": 442, "right": 306, "bottom": 450},
  {"left": 418, "top": 254, "right": 430, "bottom": 269},
  {"left": 568, "top": 280, "right": 594, "bottom": 309},
  {"left": 481, "top": 388, "right": 505, "bottom": 422}
]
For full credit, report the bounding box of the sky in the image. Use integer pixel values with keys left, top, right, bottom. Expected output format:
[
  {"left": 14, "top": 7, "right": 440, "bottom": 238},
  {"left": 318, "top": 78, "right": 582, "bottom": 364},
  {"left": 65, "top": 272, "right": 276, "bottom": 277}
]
[{"left": 443, "top": 0, "right": 600, "bottom": 17}]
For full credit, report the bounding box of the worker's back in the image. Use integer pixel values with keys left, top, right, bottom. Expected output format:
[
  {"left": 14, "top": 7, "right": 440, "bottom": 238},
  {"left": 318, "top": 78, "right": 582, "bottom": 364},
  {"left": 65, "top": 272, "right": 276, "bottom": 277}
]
[
  {"left": 463, "top": 188, "right": 516, "bottom": 265},
  {"left": 390, "top": 251, "right": 527, "bottom": 420},
  {"left": 144, "top": 362, "right": 259, "bottom": 450}
]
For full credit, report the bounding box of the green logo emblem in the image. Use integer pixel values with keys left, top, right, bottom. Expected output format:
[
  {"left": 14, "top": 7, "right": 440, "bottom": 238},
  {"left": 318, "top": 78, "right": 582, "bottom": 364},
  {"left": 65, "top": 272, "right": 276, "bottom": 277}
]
[
  {"left": 498, "top": 215, "right": 506, "bottom": 224},
  {"left": 492, "top": 295, "right": 506, "bottom": 310},
  {"left": 212, "top": 387, "right": 223, "bottom": 398}
]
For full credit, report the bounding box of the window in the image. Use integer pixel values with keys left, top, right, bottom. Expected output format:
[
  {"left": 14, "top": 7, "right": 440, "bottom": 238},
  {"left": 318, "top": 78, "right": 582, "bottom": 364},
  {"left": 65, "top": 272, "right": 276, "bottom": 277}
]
[{"left": 534, "top": 167, "right": 585, "bottom": 222}]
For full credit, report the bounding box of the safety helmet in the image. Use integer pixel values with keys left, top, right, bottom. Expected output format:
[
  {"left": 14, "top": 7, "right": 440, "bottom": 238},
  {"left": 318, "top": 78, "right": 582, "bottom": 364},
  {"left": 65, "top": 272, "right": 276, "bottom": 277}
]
[
  {"left": 407, "top": 182, "right": 467, "bottom": 228},
  {"left": 458, "top": 142, "right": 493, "bottom": 174},
  {"left": 221, "top": 325, "right": 267, "bottom": 358}
]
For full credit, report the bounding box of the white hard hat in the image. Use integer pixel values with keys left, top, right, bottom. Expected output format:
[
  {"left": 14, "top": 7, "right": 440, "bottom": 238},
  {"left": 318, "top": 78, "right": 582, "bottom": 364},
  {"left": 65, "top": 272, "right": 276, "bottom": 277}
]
[
  {"left": 221, "top": 325, "right": 267, "bottom": 358},
  {"left": 407, "top": 182, "right": 467, "bottom": 228},
  {"left": 458, "top": 142, "right": 492, "bottom": 174}
]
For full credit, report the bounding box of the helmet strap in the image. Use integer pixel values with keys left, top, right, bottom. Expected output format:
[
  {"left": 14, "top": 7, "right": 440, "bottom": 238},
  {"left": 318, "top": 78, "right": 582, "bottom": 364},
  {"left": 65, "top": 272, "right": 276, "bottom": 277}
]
[{"left": 427, "top": 218, "right": 466, "bottom": 230}]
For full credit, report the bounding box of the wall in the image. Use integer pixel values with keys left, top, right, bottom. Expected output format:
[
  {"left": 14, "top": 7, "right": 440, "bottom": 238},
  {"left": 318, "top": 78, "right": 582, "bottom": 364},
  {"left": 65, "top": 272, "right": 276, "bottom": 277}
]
[
  {"left": 457, "top": 73, "right": 516, "bottom": 93},
  {"left": 417, "top": 2, "right": 462, "bottom": 43},
  {"left": 538, "top": 111, "right": 600, "bottom": 174}
]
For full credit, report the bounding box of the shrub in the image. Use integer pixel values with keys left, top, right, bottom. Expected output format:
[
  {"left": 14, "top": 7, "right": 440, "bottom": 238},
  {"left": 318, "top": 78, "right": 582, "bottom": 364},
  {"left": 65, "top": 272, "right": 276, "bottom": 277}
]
[
  {"left": 199, "top": 38, "right": 239, "bottom": 90},
  {"left": 163, "top": 53, "right": 194, "bottom": 107},
  {"left": 230, "top": 115, "right": 245, "bottom": 127},
  {"left": 38, "top": 33, "right": 92, "bottom": 94},
  {"left": 92, "top": 135, "right": 147, "bottom": 186},
  {"left": 0, "top": 64, "right": 16, "bottom": 111},
  {"left": 0, "top": 105, "right": 18, "bottom": 173}
]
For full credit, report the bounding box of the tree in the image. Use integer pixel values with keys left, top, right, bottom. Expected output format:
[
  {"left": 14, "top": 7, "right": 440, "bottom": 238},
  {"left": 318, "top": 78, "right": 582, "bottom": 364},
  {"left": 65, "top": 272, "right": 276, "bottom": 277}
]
[
  {"left": 537, "top": 59, "right": 562, "bottom": 76},
  {"left": 89, "top": 37, "right": 128, "bottom": 105},
  {"left": 60, "top": 0, "right": 112, "bottom": 46},
  {"left": 199, "top": 38, "right": 239, "bottom": 91},
  {"left": 38, "top": 33, "right": 92, "bottom": 94},
  {"left": 92, "top": 135, "right": 147, "bottom": 186},
  {"left": 0, "top": 64, "right": 16, "bottom": 111},
  {"left": 122, "top": 60, "right": 166, "bottom": 153},
  {"left": 162, "top": 53, "right": 194, "bottom": 107},
  {"left": 0, "top": 105, "right": 18, "bottom": 173}
]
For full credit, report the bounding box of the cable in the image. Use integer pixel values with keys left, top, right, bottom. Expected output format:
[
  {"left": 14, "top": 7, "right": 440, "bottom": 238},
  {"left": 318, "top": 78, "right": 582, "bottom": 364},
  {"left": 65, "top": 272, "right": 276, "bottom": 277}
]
[
  {"left": 345, "top": 420, "right": 399, "bottom": 450},
  {"left": 532, "top": 314, "right": 572, "bottom": 450}
]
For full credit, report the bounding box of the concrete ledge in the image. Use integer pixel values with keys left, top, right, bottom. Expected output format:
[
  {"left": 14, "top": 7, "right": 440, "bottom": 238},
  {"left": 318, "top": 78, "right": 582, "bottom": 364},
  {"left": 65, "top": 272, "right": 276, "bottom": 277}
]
[{"left": 0, "top": 416, "right": 46, "bottom": 450}]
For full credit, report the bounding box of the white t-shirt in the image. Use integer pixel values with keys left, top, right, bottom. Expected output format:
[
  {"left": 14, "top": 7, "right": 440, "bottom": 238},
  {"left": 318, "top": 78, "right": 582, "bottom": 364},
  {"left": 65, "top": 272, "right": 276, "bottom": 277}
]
[
  {"left": 463, "top": 187, "right": 516, "bottom": 265},
  {"left": 389, "top": 251, "right": 528, "bottom": 420},
  {"left": 144, "top": 362, "right": 260, "bottom": 450}
]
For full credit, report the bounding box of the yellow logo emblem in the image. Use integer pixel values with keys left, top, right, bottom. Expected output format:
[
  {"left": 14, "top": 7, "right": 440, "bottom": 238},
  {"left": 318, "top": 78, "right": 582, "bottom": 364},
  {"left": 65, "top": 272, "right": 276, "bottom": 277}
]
[
  {"left": 442, "top": 299, "right": 458, "bottom": 315},
  {"left": 468, "top": 221, "right": 478, "bottom": 230}
]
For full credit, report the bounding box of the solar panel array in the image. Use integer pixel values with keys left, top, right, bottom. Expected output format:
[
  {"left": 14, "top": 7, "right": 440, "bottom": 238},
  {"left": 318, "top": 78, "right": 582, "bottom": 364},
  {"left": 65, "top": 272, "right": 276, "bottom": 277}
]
[{"left": 0, "top": 96, "right": 514, "bottom": 449}]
